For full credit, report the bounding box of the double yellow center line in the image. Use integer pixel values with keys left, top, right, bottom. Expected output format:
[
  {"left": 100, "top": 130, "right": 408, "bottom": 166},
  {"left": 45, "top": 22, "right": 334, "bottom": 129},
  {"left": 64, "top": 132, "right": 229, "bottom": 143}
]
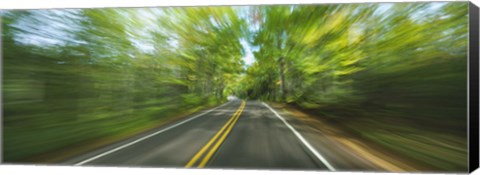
[{"left": 185, "top": 100, "right": 246, "bottom": 168}]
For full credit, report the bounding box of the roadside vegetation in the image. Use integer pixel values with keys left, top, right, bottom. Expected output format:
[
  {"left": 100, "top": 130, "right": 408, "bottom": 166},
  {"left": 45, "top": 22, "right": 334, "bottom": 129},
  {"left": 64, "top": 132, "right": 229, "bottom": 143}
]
[
  {"left": 238, "top": 3, "right": 468, "bottom": 171},
  {"left": 2, "top": 7, "right": 244, "bottom": 161}
]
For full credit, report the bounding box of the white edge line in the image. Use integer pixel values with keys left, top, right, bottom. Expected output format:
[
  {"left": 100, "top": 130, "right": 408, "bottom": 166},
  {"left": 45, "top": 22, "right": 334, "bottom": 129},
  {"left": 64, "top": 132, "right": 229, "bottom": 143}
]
[
  {"left": 74, "top": 101, "right": 233, "bottom": 166},
  {"left": 262, "top": 102, "right": 336, "bottom": 171}
]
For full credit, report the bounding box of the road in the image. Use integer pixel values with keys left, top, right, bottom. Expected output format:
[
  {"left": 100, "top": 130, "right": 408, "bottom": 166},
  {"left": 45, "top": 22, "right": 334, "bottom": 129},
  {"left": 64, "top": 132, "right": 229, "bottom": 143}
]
[{"left": 64, "top": 100, "right": 380, "bottom": 171}]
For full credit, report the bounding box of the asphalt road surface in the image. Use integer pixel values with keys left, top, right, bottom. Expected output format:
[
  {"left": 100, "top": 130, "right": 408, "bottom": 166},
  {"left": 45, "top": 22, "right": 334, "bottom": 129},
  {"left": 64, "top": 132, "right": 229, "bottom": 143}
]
[{"left": 65, "top": 100, "right": 380, "bottom": 171}]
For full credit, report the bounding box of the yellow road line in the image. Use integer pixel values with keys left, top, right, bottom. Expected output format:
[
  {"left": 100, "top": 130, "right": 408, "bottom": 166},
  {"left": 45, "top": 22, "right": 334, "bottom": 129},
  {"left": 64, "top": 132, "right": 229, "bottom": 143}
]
[
  {"left": 197, "top": 101, "right": 245, "bottom": 167},
  {"left": 184, "top": 103, "right": 241, "bottom": 167},
  {"left": 185, "top": 101, "right": 245, "bottom": 168}
]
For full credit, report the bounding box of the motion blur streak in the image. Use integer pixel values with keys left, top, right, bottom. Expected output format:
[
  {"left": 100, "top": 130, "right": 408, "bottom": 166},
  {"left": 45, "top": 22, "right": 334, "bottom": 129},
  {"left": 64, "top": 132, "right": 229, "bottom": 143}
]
[{"left": 1, "top": 2, "right": 469, "bottom": 172}]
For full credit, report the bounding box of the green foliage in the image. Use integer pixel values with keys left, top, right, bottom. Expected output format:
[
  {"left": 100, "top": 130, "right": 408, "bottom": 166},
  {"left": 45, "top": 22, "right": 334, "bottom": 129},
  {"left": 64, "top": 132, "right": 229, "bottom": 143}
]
[
  {"left": 2, "top": 7, "right": 244, "bottom": 161},
  {"left": 238, "top": 2, "right": 468, "bottom": 170}
]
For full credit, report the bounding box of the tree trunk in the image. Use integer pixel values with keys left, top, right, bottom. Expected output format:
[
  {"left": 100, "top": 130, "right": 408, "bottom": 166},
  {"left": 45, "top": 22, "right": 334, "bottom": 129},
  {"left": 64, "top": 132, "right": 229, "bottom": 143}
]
[{"left": 279, "top": 56, "right": 287, "bottom": 102}]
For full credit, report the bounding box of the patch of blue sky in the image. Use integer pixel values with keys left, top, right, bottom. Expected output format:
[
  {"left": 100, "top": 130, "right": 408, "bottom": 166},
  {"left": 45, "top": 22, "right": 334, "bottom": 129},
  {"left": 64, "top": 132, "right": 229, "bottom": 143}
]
[
  {"left": 240, "top": 38, "right": 255, "bottom": 67},
  {"left": 12, "top": 9, "right": 83, "bottom": 47}
]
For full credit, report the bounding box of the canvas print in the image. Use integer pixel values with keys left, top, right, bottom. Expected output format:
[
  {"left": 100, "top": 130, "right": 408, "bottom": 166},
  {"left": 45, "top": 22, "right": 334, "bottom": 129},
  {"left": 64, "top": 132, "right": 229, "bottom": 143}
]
[{"left": 1, "top": 2, "right": 471, "bottom": 172}]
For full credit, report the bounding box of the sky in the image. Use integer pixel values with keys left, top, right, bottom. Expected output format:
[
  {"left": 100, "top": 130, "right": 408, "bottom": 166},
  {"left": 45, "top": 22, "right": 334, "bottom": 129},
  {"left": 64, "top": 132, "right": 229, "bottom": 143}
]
[{"left": 240, "top": 38, "right": 255, "bottom": 67}]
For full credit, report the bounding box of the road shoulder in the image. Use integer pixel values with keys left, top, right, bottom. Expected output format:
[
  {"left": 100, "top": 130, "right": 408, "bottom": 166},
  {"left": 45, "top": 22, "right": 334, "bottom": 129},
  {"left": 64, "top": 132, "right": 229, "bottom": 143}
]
[{"left": 266, "top": 102, "right": 421, "bottom": 172}]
